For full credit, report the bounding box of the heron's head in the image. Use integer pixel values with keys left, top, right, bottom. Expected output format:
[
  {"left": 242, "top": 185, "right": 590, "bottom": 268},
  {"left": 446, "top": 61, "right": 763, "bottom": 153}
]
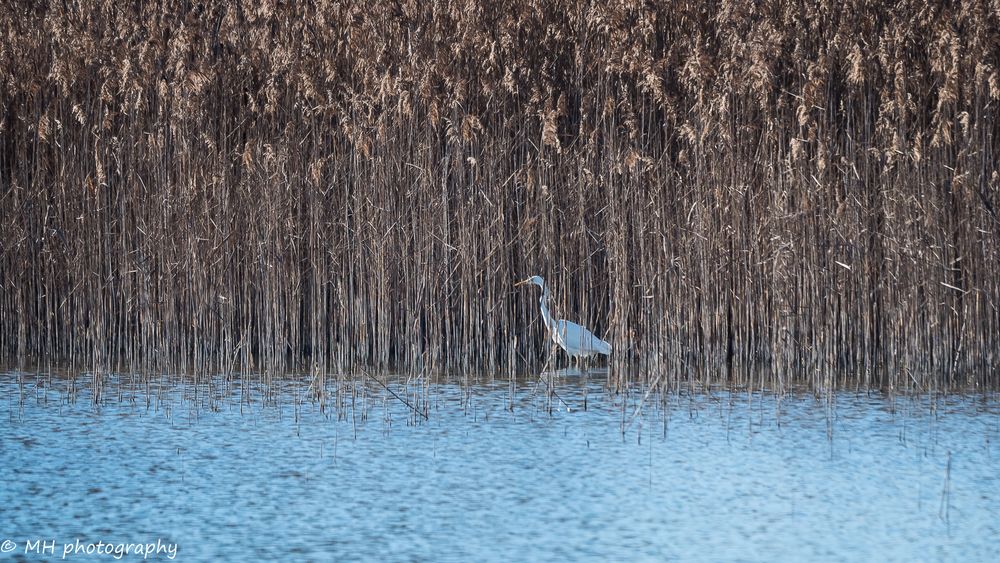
[{"left": 514, "top": 275, "right": 545, "bottom": 289}]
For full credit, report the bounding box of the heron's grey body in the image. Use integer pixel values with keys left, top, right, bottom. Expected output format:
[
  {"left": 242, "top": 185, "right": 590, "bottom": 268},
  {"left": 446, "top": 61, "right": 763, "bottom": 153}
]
[
  {"left": 550, "top": 319, "right": 613, "bottom": 358},
  {"left": 517, "top": 275, "right": 612, "bottom": 362}
]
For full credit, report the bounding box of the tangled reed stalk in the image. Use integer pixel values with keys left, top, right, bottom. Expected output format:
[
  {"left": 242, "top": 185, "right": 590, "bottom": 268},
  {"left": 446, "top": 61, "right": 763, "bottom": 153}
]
[{"left": 1, "top": 1, "right": 997, "bottom": 390}]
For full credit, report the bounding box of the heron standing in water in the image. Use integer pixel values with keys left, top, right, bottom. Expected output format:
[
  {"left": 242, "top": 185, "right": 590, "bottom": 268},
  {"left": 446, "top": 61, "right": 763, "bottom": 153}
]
[{"left": 515, "top": 275, "right": 612, "bottom": 366}]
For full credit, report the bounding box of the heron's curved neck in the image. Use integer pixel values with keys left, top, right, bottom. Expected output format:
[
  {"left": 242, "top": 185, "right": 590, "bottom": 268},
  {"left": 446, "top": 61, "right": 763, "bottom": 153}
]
[{"left": 538, "top": 284, "right": 555, "bottom": 332}]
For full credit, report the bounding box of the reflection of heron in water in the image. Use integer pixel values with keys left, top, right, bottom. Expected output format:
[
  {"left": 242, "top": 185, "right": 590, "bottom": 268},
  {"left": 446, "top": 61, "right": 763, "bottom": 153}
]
[{"left": 515, "top": 275, "right": 611, "bottom": 367}]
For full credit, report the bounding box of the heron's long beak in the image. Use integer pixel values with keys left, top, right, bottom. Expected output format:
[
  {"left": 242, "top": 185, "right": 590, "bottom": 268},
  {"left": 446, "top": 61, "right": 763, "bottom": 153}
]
[{"left": 514, "top": 279, "right": 530, "bottom": 287}]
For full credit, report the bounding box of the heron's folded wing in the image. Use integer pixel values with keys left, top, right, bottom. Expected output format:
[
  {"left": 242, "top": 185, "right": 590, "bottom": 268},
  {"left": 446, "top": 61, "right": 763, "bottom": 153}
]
[{"left": 556, "top": 320, "right": 611, "bottom": 354}]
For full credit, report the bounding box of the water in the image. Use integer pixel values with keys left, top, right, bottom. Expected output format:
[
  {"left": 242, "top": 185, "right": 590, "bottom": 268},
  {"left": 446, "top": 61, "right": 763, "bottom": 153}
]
[{"left": 2, "top": 370, "right": 998, "bottom": 562}]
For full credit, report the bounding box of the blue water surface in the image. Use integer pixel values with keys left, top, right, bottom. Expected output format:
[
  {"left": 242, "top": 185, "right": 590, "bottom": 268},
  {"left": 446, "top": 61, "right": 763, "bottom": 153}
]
[{"left": 1, "top": 370, "right": 998, "bottom": 562}]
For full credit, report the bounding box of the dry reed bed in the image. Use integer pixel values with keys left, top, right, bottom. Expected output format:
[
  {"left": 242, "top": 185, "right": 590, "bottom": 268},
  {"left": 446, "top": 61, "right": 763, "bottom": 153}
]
[{"left": 0, "top": 1, "right": 997, "bottom": 391}]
